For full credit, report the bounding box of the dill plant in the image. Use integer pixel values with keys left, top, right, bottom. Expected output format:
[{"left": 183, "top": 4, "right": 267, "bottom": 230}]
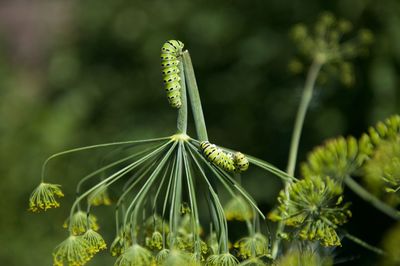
[
  {"left": 29, "top": 41, "right": 291, "bottom": 266},
  {"left": 27, "top": 11, "right": 400, "bottom": 266}
]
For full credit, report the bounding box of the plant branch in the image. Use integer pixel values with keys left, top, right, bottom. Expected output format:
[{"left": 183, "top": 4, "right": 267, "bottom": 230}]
[
  {"left": 272, "top": 59, "right": 323, "bottom": 259},
  {"left": 344, "top": 232, "right": 386, "bottom": 256},
  {"left": 176, "top": 56, "right": 188, "bottom": 134},
  {"left": 183, "top": 50, "right": 208, "bottom": 141},
  {"left": 286, "top": 59, "right": 323, "bottom": 176},
  {"left": 345, "top": 176, "right": 400, "bottom": 220}
]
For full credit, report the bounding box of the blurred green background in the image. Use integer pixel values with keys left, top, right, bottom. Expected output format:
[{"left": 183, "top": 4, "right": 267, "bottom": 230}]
[{"left": 0, "top": 0, "right": 399, "bottom": 265}]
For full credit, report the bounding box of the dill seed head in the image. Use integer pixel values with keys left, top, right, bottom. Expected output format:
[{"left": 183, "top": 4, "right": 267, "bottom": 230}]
[
  {"left": 146, "top": 231, "right": 163, "bottom": 251},
  {"left": 155, "top": 248, "right": 170, "bottom": 264},
  {"left": 368, "top": 115, "right": 400, "bottom": 146},
  {"left": 301, "top": 135, "right": 373, "bottom": 181},
  {"left": 87, "top": 184, "right": 112, "bottom": 206},
  {"left": 83, "top": 229, "right": 107, "bottom": 255},
  {"left": 238, "top": 256, "right": 271, "bottom": 266},
  {"left": 63, "top": 211, "right": 100, "bottom": 235},
  {"left": 205, "top": 253, "right": 239, "bottom": 266},
  {"left": 289, "top": 12, "right": 373, "bottom": 86},
  {"left": 364, "top": 136, "right": 400, "bottom": 194},
  {"left": 224, "top": 196, "right": 254, "bottom": 222},
  {"left": 234, "top": 233, "right": 270, "bottom": 259},
  {"left": 28, "top": 182, "right": 64, "bottom": 212},
  {"left": 157, "top": 249, "right": 199, "bottom": 266},
  {"left": 114, "top": 244, "right": 154, "bottom": 266},
  {"left": 110, "top": 224, "right": 133, "bottom": 257},
  {"left": 275, "top": 249, "right": 333, "bottom": 266},
  {"left": 53, "top": 235, "right": 92, "bottom": 266},
  {"left": 269, "top": 176, "right": 351, "bottom": 247},
  {"left": 110, "top": 235, "right": 125, "bottom": 257}
]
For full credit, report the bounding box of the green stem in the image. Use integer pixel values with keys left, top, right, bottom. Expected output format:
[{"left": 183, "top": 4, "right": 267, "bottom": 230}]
[
  {"left": 183, "top": 50, "right": 208, "bottom": 141},
  {"left": 177, "top": 56, "right": 188, "bottom": 134},
  {"left": 40, "top": 137, "right": 168, "bottom": 182},
  {"left": 272, "top": 59, "right": 323, "bottom": 259},
  {"left": 345, "top": 176, "right": 400, "bottom": 220},
  {"left": 286, "top": 59, "right": 323, "bottom": 176},
  {"left": 344, "top": 232, "right": 386, "bottom": 256}
]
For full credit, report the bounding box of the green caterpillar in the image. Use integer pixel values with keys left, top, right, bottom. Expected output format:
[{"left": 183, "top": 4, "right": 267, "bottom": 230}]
[
  {"left": 200, "top": 141, "right": 249, "bottom": 173},
  {"left": 161, "top": 40, "right": 184, "bottom": 108}
]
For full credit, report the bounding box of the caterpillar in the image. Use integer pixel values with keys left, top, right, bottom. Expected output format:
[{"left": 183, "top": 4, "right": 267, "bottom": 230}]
[
  {"left": 200, "top": 141, "right": 249, "bottom": 173},
  {"left": 161, "top": 40, "right": 184, "bottom": 108}
]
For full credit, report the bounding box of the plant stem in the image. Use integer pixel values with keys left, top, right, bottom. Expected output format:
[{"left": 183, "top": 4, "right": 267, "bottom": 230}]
[
  {"left": 176, "top": 56, "right": 188, "bottom": 134},
  {"left": 272, "top": 59, "right": 323, "bottom": 259},
  {"left": 344, "top": 232, "right": 386, "bottom": 256},
  {"left": 182, "top": 51, "right": 208, "bottom": 141},
  {"left": 286, "top": 59, "right": 322, "bottom": 176},
  {"left": 345, "top": 176, "right": 400, "bottom": 220}
]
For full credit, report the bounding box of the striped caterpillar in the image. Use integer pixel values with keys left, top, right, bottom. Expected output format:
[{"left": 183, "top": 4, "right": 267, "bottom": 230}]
[
  {"left": 161, "top": 40, "right": 184, "bottom": 108},
  {"left": 200, "top": 141, "right": 249, "bottom": 173}
]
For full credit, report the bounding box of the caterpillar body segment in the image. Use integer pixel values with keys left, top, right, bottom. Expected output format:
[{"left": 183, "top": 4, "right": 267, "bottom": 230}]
[{"left": 234, "top": 152, "right": 249, "bottom": 173}]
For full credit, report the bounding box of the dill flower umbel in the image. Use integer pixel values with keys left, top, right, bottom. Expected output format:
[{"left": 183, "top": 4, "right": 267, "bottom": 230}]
[
  {"left": 206, "top": 253, "right": 239, "bottom": 266},
  {"left": 362, "top": 115, "right": 400, "bottom": 199},
  {"left": 238, "top": 256, "right": 268, "bottom": 266},
  {"left": 275, "top": 248, "right": 333, "bottom": 266},
  {"left": 234, "top": 233, "right": 270, "bottom": 259},
  {"left": 146, "top": 231, "right": 163, "bottom": 251},
  {"left": 114, "top": 244, "right": 154, "bottom": 266},
  {"left": 364, "top": 136, "right": 400, "bottom": 194},
  {"left": 269, "top": 176, "right": 351, "bottom": 247},
  {"left": 158, "top": 249, "right": 200, "bottom": 266},
  {"left": 63, "top": 211, "right": 100, "bottom": 235},
  {"left": 301, "top": 135, "right": 373, "bottom": 181},
  {"left": 368, "top": 115, "right": 400, "bottom": 146},
  {"left": 290, "top": 12, "right": 373, "bottom": 86},
  {"left": 53, "top": 235, "right": 92, "bottom": 266},
  {"left": 83, "top": 229, "right": 107, "bottom": 254},
  {"left": 88, "top": 184, "right": 112, "bottom": 206},
  {"left": 155, "top": 248, "right": 170, "bottom": 264},
  {"left": 28, "top": 182, "right": 64, "bottom": 212},
  {"left": 224, "top": 196, "right": 254, "bottom": 221}
]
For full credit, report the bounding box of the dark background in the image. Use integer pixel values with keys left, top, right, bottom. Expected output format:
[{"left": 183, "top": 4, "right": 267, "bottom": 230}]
[{"left": 0, "top": 0, "right": 399, "bottom": 265}]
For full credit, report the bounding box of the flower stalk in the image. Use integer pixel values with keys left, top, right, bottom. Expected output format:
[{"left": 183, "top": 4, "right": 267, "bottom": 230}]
[{"left": 272, "top": 59, "right": 323, "bottom": 259}]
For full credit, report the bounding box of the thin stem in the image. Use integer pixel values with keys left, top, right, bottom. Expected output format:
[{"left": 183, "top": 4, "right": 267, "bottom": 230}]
[
  {"left": 187, "top": 145, "right": 229, "bottom": 253},
  {"left": 68, "top": 141, "right": 172, "bottom": 232},
  {"left": 177, "top": 56, "right": 188, "bottom": 134},
  {"left": 286, "top": 59, "right": 323, "bottom": 176},
  {"left": 182, "top": 143, "right": 201, "bottom": 258},
  {"left": 345, "top": 176, "right": 400, "bottom": 220},
  {"left": 344, "top": 232, "right": 386, "bottom": 256},
  {"left": 183, "top": 50, "right": 208, "bottom": 141},
  {"left": 169, "top": 142, "right": 183, "bottom": 247},
  {"left": 127, "top": 143, "right": 176, "bottom": 242},
  {"left": 272, "top": 59, "right": 323, "bottom": 259},
  {"left": 77, "top": 142, "right": 165, "bottom": 195},
  {"left": 41, "top": 137, "right": 168, "bottom": 181}
]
